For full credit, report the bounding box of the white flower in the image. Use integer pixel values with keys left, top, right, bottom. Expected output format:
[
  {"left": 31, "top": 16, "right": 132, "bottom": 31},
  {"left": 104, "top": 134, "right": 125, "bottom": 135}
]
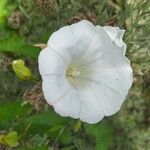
[{"left": 38, "top": 20, "right": 133, "bottom": 124}]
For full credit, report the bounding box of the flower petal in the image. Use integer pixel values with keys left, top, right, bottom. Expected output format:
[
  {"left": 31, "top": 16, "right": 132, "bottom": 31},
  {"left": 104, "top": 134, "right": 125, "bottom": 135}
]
[
  {"left": 74, "top": 26, "right": 107, "bottom": 67},
  {"left": 76, "top": 25, "right": 133, "bottom": 116},
  {"left": 47, "top": 25, "right": 81, "bottom": 64},
  {"left": 47, "top": 20, "right": 96, "bottom": 65},
  {"left": 79, "top": 64, "right": 132, "bottom": 116},
  {"left": 90, "top": 82, "right": 125, "bottom": 116},
  {"left": 42, "top": 75, "right": 71, "bottom": 105},
  {"left": 74, "top": 79, "right": 104, "bottom": 124},
  {"left": 70, "top": 20, "right": 96, "bottom": 57},
  {"left": 53, "top": 88, "right": 81, "bottom": 119},
  {"left": 76, "top": 26, "right": 130, "bottom": 69},
  {"left": 102, "top": 26, "right": 126, "bottom": 55},
  {"left": 82, "top": 67, "right": 133, "bottom": 96},
  {"left": 79, "top": 50, "right": 133, "bottom": 99},
  {"left": 38, "top": 47, "right": 66, "bottom": 75}
]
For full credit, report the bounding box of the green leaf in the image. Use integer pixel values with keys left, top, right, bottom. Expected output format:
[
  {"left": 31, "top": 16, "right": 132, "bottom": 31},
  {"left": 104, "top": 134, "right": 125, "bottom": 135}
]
[
  {"left": 59, "top": 129, "right": 72, "bottom": 144},
  {"left": 31, "top": 146, "right": 49, "bottom": 150},
  {"left": 0, "top": 100, "right": 71, "bottom": 136},
  {"left": 48, "top": 124, "right": 72, "bottom": 144},
  {"left": 48, "top": 125, "right": 64, "bottom": 137},
  {"left": 0, "top": 0, "right": 17, "bottom": 28},
  {"left": 84, "top": 120, "right": 114, "bottom": 150},
  {"left": 19, "top": 110, "right": 71, "bottom": 135},
  {"left": 0, "top": 35, "right": 40, "bottom": 58},
  {"left": 0, "top": 0, "right": 9, "bottom": 27},
  {"left": 0, "top": 101, "right": 30, "bottom": 128}
]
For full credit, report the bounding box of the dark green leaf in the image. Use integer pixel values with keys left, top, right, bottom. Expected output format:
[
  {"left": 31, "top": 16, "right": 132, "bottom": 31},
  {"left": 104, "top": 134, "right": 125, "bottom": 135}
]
[
  {"left": 0, "top": 35, "right": 40, "bottom": 58},
  {"left": 84, "top": 120, "right": 114, "bottom": 150}
]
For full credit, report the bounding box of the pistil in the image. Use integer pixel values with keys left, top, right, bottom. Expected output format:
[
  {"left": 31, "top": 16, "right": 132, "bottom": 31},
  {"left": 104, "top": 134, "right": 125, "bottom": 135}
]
[{"left": 66, "top": 67, "right": 80, "bottom": 78}]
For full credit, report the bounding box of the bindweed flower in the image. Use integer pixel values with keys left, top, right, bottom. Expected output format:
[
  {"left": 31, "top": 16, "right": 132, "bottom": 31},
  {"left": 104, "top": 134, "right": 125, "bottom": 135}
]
[{"left": 38, "top": 20, "right": 133, "bottom": 124}]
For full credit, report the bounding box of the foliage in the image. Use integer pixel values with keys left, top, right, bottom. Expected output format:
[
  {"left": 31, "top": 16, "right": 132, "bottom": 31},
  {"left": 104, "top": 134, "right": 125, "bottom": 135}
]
[
  {"left": 0, "top": 35, "right": 40, "bottom": 58},
  {"left": 0, "top": 0, "right": 149, "bottom": 149},
  {"left": 84, "top": 120, "right": 113, "bottom": 150}
]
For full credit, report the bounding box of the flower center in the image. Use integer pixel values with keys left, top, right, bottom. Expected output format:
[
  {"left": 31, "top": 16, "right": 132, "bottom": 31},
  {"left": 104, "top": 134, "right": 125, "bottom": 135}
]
[{"left": 66, "top": 66, "right": 80, "bottom": 78}]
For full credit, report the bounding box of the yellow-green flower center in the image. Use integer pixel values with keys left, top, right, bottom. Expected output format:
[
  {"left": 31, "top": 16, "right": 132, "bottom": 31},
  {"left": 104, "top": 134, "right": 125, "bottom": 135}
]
[{"left": 66, "top": 66, "right": 80, "bottom": 78}]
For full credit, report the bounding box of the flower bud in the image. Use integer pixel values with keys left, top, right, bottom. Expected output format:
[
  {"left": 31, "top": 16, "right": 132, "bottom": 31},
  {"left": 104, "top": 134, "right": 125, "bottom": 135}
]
[
  {"left": 0, "top": 131, "right": 19, "bottom": 147},
  {"left": 12, "top": 59, "right": 31, "bottom": 80}
]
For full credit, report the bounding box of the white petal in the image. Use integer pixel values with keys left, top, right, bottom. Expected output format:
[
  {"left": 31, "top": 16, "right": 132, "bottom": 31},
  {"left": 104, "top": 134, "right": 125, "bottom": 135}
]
[
  {"left": 79, "top": 64, "right": 133, "bottom": 116},
  {"left": 70, "top": 20, "right": 96, "bottom": 58},
  {"left": 77, "top": 26, "right": 130, "bottom": 69},
  {"left": 53, "top": 88, "right": 81, "bottom": 119},
  {"left": 79, "top": 49, "right": 133, "bottom": 94},
  {"left": 82, "top": 67, "right": 133, "bottom": 96},
  {"left": 76, "top": 25, "right": 133, "bottom": 116},
  {"left": 102, "top": 26, "right": 126, "bottom": 55},
  {"left": 74, "top": 79, "right": 104, "bottom": 124},
  {"left": 90, "top": 82, "right": 125, "bottom": 116},
  {"left": 38, "top": 47, "right": 66, "bottom": 75},
  {"left": 42, "top": 75, "right": 71, "bottom": 105},
  {"left": 47, "top": 20, "right": 96, "bottom": 65},
  {"left": 47, "top": 25, "right": 80, "bottom": 64},
  {"left": 75, "top": 26, "right": 124, "bottom": 67}
]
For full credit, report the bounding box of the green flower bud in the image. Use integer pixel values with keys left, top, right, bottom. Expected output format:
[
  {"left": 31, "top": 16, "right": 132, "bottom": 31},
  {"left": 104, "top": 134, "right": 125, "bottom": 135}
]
[
  {"left": 12, "top": 59, "right": 31, "bottom": 80},
  {"left": 0, "top": 131, "right": 19, "bottom": 148}
]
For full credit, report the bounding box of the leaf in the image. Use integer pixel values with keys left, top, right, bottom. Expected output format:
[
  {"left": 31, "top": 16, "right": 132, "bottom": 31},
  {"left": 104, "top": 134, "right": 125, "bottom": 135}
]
[
  {"left": 0, "top": 0, "right": 17, "bottom": 28},
  {"left": 0, "top": 0, "right": 9, "bottom": 27},
  {"left": 59, "top": 129, "right": 72, "bottom": 144},
  {"left": 0, "top": 100, "right": 71, "bottom": 137},
  {"left": 48, "top": 125, "right": 64, "bottom": 137},
  {"left": 32, "top": 146, "right": 49, "bottom": 150},
  {"left": 0, "top": 35, "right": 40, "bottom": 58},
  {"left": 48, "top": 122, "right": 72, "bottom": 144},
  {"left": 18, "top": 110, "right": 71, "bottom": 135},
  {"left": 83, "top": 120, "right": 114, "bottom": 150},
  {"left": 27, "top": 111, "right": 70, "bottom": 126},
  {"left": 0, "top": 101, "right": 30, "bottom": 129}
]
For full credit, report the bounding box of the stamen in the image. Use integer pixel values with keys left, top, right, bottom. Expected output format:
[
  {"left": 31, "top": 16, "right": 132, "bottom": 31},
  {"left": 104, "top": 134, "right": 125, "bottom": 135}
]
[
  {"left": 71, "top": 70, "right": 80, "bottom": 77},
  {"left": 66, "top": 67, "right": 80, "bottom": 78}
]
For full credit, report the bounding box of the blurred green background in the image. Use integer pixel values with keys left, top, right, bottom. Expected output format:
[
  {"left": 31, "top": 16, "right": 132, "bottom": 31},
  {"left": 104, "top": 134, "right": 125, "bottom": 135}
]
[{"left": 0, "top": 0, "right": 149, "bottom": 149}]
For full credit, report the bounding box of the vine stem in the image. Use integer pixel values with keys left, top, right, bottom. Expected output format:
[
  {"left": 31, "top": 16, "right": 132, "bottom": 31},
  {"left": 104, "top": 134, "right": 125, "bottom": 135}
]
[{"left": 52, "top": 120, "right": 75, "bottom": 148}]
